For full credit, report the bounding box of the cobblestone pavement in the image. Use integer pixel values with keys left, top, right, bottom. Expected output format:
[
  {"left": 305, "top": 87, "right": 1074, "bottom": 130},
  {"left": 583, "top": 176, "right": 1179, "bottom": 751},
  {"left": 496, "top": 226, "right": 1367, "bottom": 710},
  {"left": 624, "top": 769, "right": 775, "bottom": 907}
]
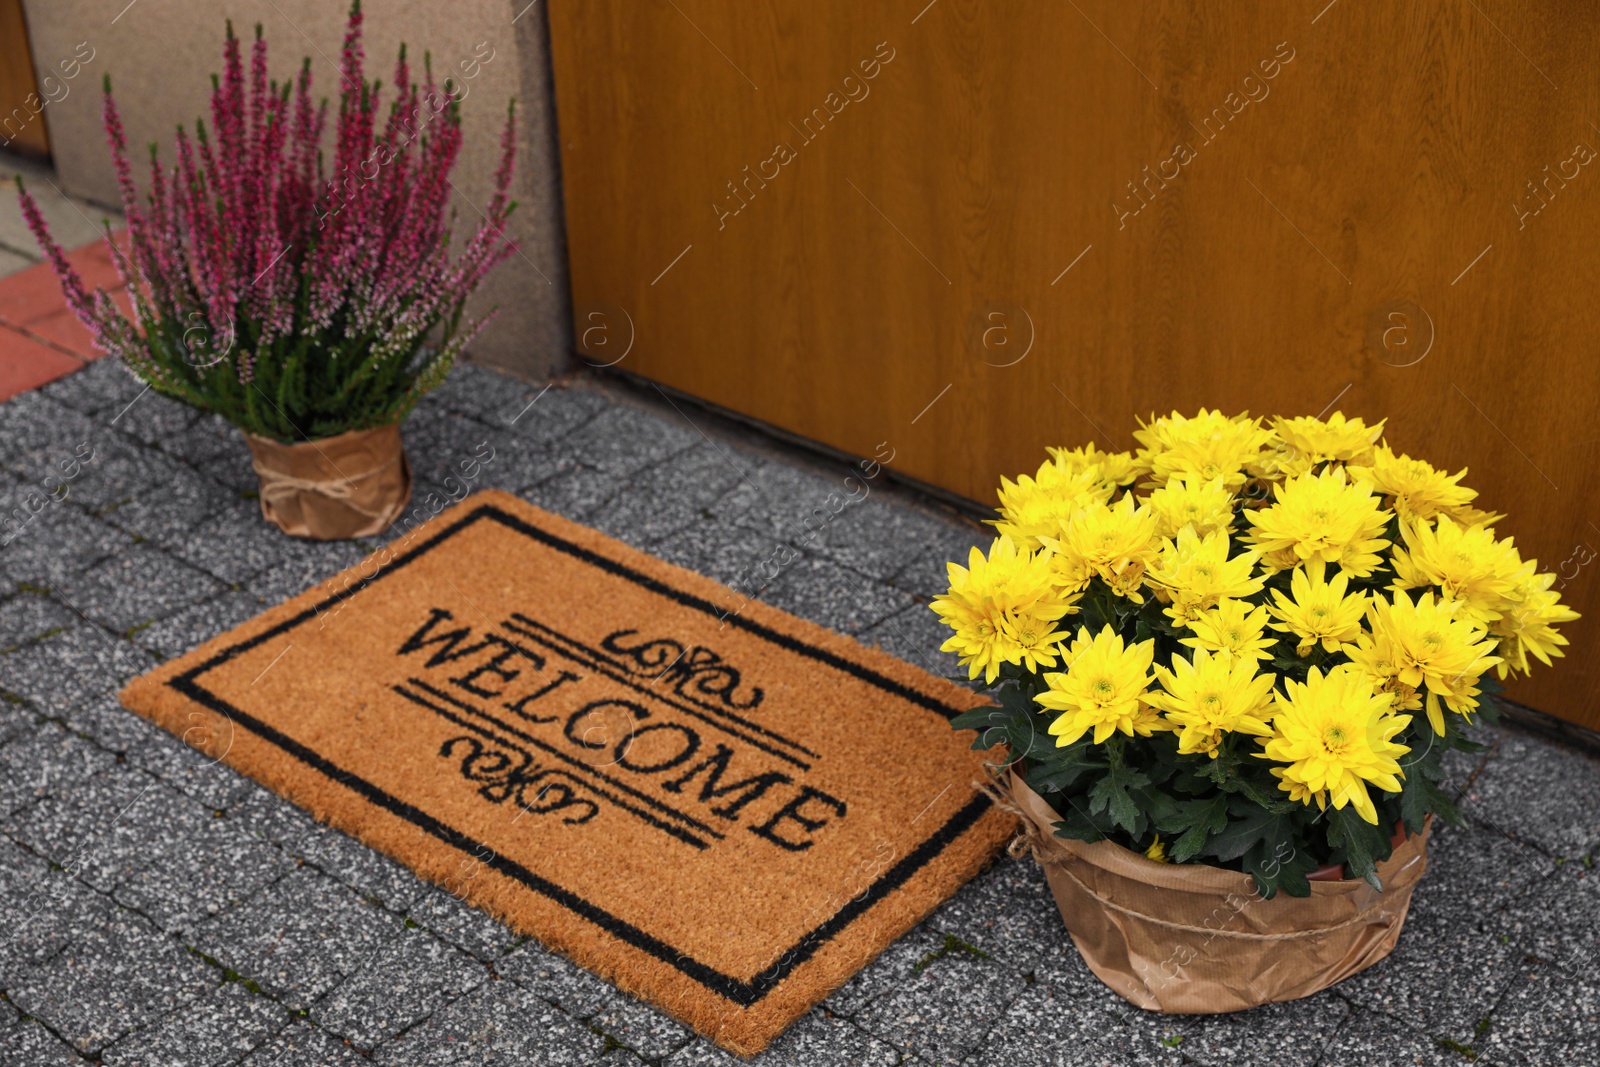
[{"left": 1, "top": 357, "right": 1598, "bottom": 1066}]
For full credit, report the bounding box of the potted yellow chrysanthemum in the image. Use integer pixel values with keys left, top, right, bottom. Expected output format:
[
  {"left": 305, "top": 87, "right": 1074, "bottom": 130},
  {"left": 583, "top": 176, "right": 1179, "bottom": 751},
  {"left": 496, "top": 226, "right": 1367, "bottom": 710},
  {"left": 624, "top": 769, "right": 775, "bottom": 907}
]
[{"left": 938, "top": 410, "right": 1577, "bottom": 1013}]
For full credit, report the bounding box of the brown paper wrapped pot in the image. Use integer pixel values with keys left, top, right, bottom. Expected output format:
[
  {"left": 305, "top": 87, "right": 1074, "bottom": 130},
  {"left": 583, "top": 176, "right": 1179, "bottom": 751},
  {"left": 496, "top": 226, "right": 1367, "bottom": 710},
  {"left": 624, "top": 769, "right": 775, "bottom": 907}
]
[
  {"left": 243, "top": 424, "right": 412, "bottom": 540},
  {"left": 1008, "top": 770, "right": 1429, "bottom": 1013}
]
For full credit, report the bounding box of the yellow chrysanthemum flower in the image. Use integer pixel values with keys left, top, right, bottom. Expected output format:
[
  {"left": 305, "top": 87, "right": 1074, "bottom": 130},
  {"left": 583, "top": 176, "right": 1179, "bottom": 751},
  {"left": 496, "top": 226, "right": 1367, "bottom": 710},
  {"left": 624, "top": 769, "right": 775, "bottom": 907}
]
[
  {"left": 1049, "top": 493, "right": 1161, "bottom": 602},
  {"left": 1267, "top": 561, "right": 1369, "bottom": 656},
  {"left": 1344, "top": 630, "right": 1425, "bottom": 714},
  {"left": 1363, "top": 589, "right": 1502, "bottom": 735},
  {"left": 1179, "top": 599, "right": 1278, "bottom": 663},
  {"left": 1349, "top": 443, "right": 1478, "bottom": 523},
  {"left": 1038, "top": 625, "right": 1165, "bottom": 746},
  {"left": 1146, "top": 526, "right": 1265, "bottom": 627},
  {"left": 1492, "top": 568, "right": 1580, "bottom": 678},
  {"left": 1145, "top": 648, "right": 1276, "bottom": 758},
  {"left": 991, "top": 456, "right": 1114, "bottom": 550},
  {"left": 931, "top": 537, "right": 1079, "bottom": 684},
  {"left": 1258, "top": 664, "right": 1410, "bottom": 825},
  {"left": 1046, "top": 443, "right": 1141, "bottom": 488},
  {"left": 1390, "top": 515, "right": 1527, "bottom": 626},
  {"left": 1244, "top": 466, "right": 1392, "bottom": 578},
  {"left": 1132, "top": 410, "right": 1274, "bottom": 488},
  {"left": 1144, "top": 836, "right": 1169, "bottom": 863},
  {"left": 1268, "top": 411, "right": 1386, "bottom": 474},
  {"left": 1144, "top": 475, "right": 1236, "bottom": 539}
]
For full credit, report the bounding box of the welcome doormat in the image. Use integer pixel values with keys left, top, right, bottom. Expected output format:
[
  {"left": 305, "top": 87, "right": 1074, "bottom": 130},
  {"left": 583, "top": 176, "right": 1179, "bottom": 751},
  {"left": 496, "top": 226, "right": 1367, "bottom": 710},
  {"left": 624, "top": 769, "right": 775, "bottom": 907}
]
[{"left": 120, "top": 490, "right": 1013, "bottom": 1054}]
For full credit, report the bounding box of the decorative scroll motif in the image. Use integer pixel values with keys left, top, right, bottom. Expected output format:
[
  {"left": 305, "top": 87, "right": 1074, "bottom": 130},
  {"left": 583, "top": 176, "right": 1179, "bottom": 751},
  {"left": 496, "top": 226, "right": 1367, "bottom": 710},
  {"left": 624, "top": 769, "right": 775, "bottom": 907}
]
[
  {"left": 600, "top": 629, "right": 765, "bottom": 711},
  {"left": 440, "top": 736, "right": 600, "bottom": 824}
]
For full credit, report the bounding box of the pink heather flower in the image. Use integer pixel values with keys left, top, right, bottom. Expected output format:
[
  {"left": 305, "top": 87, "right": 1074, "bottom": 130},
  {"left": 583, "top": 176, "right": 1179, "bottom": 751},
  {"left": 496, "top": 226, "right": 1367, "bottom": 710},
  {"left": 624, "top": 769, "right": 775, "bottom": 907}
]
[{"left": 16, "top": 0, "right": 517, "bottom": 421}]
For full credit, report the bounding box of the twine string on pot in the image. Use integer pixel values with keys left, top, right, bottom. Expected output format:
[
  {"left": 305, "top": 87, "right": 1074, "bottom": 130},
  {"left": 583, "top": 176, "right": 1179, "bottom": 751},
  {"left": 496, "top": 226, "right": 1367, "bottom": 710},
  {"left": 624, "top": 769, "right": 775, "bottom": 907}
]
[
  {"left": 975, "top": 763, "right": 1407, "bottom": 942},
  {"left": 250, "top": 452, "right": 401, "bottom": 522}
]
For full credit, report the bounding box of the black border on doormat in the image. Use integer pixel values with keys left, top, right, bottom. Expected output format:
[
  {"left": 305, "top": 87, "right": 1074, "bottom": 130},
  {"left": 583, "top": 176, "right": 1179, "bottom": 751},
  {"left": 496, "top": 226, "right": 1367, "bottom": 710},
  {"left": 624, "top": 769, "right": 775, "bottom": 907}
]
[{"left": 164, "top": 502, "right": 994, "bottom": 1008}]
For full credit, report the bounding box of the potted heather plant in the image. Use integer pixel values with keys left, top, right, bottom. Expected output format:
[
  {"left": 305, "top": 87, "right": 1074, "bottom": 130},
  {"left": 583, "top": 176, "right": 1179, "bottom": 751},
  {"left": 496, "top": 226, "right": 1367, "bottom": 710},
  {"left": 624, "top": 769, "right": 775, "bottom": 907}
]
[
  {"left": 18, "top": 2, "right": 518, "bottom": 539},
  {"left": 936, "top": 411, "right": 1578, "bottom": 1012}
]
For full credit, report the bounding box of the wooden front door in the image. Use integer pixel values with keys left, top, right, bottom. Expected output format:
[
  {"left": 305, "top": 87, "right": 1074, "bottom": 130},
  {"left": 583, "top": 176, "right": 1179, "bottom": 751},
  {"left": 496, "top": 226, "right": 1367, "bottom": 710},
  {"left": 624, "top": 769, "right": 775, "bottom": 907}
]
[
  {"left": 548, "top": 1, "right": 1600, "bottom": 730},
  {"left": 0, "top": 0, "right": 50, "bottom": 157}
]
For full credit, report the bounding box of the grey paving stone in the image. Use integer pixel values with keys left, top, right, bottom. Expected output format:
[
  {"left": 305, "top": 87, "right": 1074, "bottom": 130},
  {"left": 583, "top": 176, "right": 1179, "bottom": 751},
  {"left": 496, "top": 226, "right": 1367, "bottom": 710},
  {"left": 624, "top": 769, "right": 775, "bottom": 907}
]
[
  {"left": 406, "top": 885, "right": 522, "bottom": 962},
  {"left": 151, "top": 411, "right": 247, "bottom": 473},
  {"left": 56, "top": 543, "right": 225, "bottom": 633},
  {"left": 0, "top": 393, "right": 99, "bottom": 467},
  {"left": 372, "top": 977, "right": 612, "bottom": 1066},
  {"left": 405, "top": 405, "right": 563, "bottom": 496},
  {"left": 1178, "top": 993, "right": 1349, "bottom": 1067},
  {"left": 100, "top": 980, "right": 291, "bottom": 1067},
  {"left": 166, "top": 505, "right": 324, "bottom": 587},
  {"left": 0, "top": 835, "right": 111, "bottom": 985},
  {"left": 927, "top": 855, "right": 1071, "bottom": 973},
  {"left": 1495, "top": 862, "right": 1600, "bottom": 975},
  {"left": 1403, "top": 820, "right": 1554, "bottom": 930},
  {"left": 0, "top": 1019, "right": 94, "bottom": 1065},
  {"left": 1459, "top": 731, "right": 1600, "bottom": 857},
  {"left": 964, "top": 966, "right": 1191, "bottom": 1067},
  {"left": 311, "top": 926, "right": 488, "bottom": 1049},
  {"left": 850, "top": 928, "right": 1028, "bottom": 1064},
  {"left": 761, "top": 552, "right": 918, "bottom": 635},
  {"left": 1478, "top": 962, "right": 1600, "bottom": 1066},
  {"left": 0, "top": 624, "right": 156, "bottom": 717},
  {"left": 270, "top": 813, "right": 429, "bottom": 913},
  {"left": 489, "top": 381, "right": 614, "bottom": 445},
  {"left": 132, "top": 590, "right": 270, "bottom": 659},
  {"left": 714, "top": 457, "right": 860, "bottom": 543},
  {"left": 589, "top": 993, "right": 695, "bottom": 1060},
  {"left": 53, "top": 692, "right": 161, "bottom": 754},
  {"left": 651, "top": 518, "right": 784, "bottom": 596},
  {"left": 665, "top": 1011, "right": 899, "bottom": 1067},
  {"left": 128, "top": 728, "right": 254, "bottom": 810},
  {"left": 1318, "top": 1008, "right": 1463, "bottom": 1067},
  {"left": 95, "top": 466, "right": 236, "bottom": 544},
  {"left": 36, "top": 359, "right": 147, "bottom": 419},
  {"left": 823, "top": 924, "right": 946, "bottom": 1018},
  {"left": 106, "top": 389, "right": 203, "bottom": 450},
  {"left": 0, "top": 995, "right": 15, "bottom": 1028},
  {"left": 587, "top": 442, "right": 748, "bottom": 548},
  {"left": 425, "top": 362, "right": 531, "bottom": 420},
  {"left": 561, "top": 402, "right": 701, "bottom": 477},
  {"left": 0, "top": 691, "right": 37, "bottom": 745},
  {"left": 246, "top": 542, "right": 369, "bottom": 607},
  {"left": 1438, "top": 724, "right": 1498, "bottom": 797},
  {"left": 6, "top": 762, "right": 165, "bottom": 889},
  {"left": 497, "top": 940, "right": 617, "bottom": 1020},
  {"left": 1337, "top": 904, "right": 1522, "bottom": 1046},
  {"left": 858, "top": 602, "right": 960, "bottom": 678},
  {"left": 40, "top": 436, "right": 191, "bottom": 514},
  {"left": 0, "top": 590, "right": 76, "bottom": 650},
  {"left": 109, "top": 790, "right": 298, "bottom": 934},
  {"left": 195, "top": 449, "right": 262, "bottom": 501},
  {"left": 238, "top": 1020, "right": 368, "bottom": 1067},
  {"left": 6, "top": 906, "right": 215, "bottom": 1054},
  {"left": 0, "top": 503, "right": 133, "bottom": 587},
  {"left": 516, "top": 455, "right": 621, "bottom": 520},
  {"left": 888, "top": 525, "right": 992, "bottom": 601},
  {"left": 0, "top": 722, "right": 116, "bottom": 817},
  {"left": 190, "top": 866, "right": 403, "bottom": 1010},
  {"left": 806, "top": 495, "right": 977, "bottom": 585}
]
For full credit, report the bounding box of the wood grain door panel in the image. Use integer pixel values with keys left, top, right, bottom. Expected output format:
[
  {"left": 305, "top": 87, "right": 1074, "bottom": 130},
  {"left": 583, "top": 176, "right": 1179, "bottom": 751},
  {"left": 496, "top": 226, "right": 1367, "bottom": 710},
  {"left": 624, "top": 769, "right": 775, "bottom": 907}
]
[{"left": 549, "top": 0, "right": 1600, "bottom": 728}]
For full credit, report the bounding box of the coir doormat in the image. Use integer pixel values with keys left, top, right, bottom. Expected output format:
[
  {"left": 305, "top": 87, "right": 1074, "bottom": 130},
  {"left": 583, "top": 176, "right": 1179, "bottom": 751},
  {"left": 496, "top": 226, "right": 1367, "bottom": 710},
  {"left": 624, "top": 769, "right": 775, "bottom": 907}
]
[{"left": 120, "top": 490, "right": 1013, "bottom": 1054}]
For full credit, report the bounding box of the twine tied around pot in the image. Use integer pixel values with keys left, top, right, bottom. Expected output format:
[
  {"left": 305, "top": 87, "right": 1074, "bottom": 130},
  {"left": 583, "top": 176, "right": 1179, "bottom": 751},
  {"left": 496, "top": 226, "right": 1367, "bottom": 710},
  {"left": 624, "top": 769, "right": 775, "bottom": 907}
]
[
  {"left": 251, "top": 453, "right": 402, "bottom": 521},
  {"left": 243, "top": 424, "right": 413, "bottom": 540},
  {"left": 975, "top": 764, "right": 1429, "bottom": 942}
]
